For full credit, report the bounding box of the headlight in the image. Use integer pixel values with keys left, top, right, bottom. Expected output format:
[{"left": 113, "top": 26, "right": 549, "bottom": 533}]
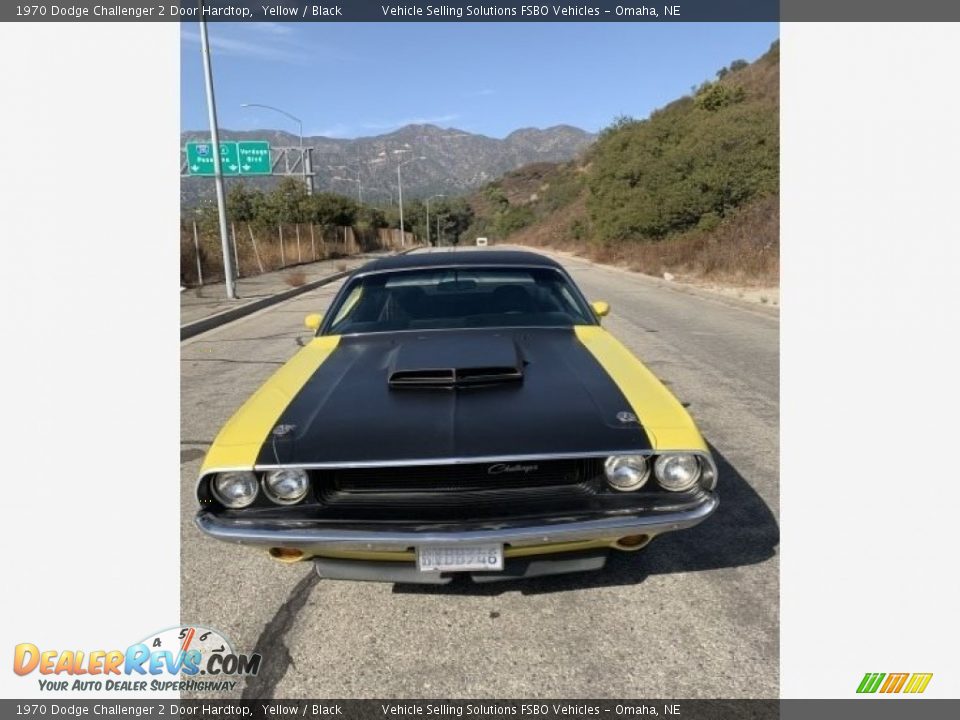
[
  {"left": 262, "top": 469, "right": 310, "bottom": 505},
  {"left": 653, "top": 454, "right": 701, "bottom": 492},
  {"left": 211, "top": 472, "right": 259, "bottom": 508},
  {"left": 603, "top": 455, "right": 650, "bottom": 491}
]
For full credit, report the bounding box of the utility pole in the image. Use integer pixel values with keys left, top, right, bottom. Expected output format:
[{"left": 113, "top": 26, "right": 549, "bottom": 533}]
[
  {"left": 397, "top": 161, "right": 405, "bottom": 248},
  {"left": 396, "top": 153, "right": 425, "bottom": 248},
  {"left": 198, "top": 2, "right": 236, "bottom": 299},
  {"left": 426, "top": 193, "right": 445, "bottom": 247},
  {"left": 356, "top": 147, "right": 363, "bottom": 206}
]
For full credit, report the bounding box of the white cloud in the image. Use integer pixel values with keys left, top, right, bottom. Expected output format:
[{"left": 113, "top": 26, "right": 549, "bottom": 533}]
[
  {"left": 180, "top": 28, "right": 306, "bottom": 64},
  {"left": 251, "top": 22, "right": 294, "bottom": 35}
]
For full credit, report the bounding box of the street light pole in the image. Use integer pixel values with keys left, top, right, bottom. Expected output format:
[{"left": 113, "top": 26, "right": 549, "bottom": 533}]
[
  {"left": 397, "top": 161, "right": 404, "bottom": 247},
  {"left": 240, "top": 102, "right": 311, "bottom": 194},
  {"left": 366, "top": 188, "right": 393, "bottom": 207},
  {"left": 356, "top": 147, "right": 363, "bottom": 207},
  {"left": 198, "top": 4, "right": 236, "bottom": 299},
  {"left": 396, "top": 153, "right": 425, "bottom": 248},
  {"left": 426, "top": 194, "right": 445, "bottom": 247}
]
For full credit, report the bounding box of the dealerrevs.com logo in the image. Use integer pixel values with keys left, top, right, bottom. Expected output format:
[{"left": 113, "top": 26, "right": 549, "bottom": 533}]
[
  {"left": 857, "top": 672, "right": 933, "bottom": 694},
  {"left": 13, "top": 625, "right": 261, "bottom": 693}
]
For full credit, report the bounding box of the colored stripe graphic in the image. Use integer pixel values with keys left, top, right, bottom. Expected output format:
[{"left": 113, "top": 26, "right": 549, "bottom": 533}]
[
  {"left": 574, "top": 326, "right": 708, "bottom": 451},
  {"left": 200, "top": 336, "right": 341, "bottom": 472},
  {"left": 856, "top": 673, "right": 885, "bottom": 693},
  {"left": 879, "top": 673, "right": 909, "bottom": 693},
  {"left": 903, "top": 673, "right": 933, "bottom": 694},
  {"left": 857, "top": 672, "right": 933, "bottom": 694}
]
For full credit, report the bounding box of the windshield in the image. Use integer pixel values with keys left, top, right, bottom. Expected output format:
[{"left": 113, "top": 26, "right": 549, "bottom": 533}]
[{"left": 324, "top": 266, "right": 596, "bottom": 335}]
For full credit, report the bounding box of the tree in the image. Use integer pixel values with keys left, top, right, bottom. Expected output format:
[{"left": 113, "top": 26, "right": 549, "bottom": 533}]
[
  {"left": 695, "top": 82, "right": 746, "bottom": 112},
  {"left": 301, "top": 192, "right": 357, "bottom": 227},
  {"left": 226, "top": 182, "right": 263, "bottom": 222},
  {"left": 585, "top": 63, "right": 776, "bottom": 241},
  {"left": 263, "top": 178, "right": 309, "bottom": 224},
  {"left": 355, "top": 205, "right": 388, "bottom": 231},
  {"left": 433, "top": 197, "right": 474, "bottom": 245}
]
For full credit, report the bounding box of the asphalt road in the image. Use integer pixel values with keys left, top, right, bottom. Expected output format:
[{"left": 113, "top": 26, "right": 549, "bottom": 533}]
[{"left": 180, "top": 249, "right": 779, "bottom": 698}]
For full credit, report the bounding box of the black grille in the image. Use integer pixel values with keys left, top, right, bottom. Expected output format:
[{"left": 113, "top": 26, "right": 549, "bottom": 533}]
[
  {"left": 313, "top": 458, "right": 604, "bottom": 520},
  {"left": 328, "top": 458, "right": 599, "bottom": 493}
]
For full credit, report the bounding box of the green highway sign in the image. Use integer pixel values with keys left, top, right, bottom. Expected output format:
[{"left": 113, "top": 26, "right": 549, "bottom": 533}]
[
  {"left": 237, "top": 141, "right": 272, "bottom": 175},
  {"left": 185, "top": 141, "right": 237, "bottom": 175},
  {"left": 185, "top": 141, "right": 272, "bottom": 176}
]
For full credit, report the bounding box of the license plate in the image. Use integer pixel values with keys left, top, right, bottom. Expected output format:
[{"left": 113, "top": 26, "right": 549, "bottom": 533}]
[{"left": 416, "top": 544, "right": 504, "bottom": 572}]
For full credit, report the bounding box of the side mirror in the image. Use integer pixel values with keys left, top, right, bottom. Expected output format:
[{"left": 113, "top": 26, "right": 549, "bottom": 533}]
[
  {"left": 591, "top": 301, "right": 610, "bottom": 318},
  {"left": 304, "top": 313, "right": 323, "bottom": 331}
]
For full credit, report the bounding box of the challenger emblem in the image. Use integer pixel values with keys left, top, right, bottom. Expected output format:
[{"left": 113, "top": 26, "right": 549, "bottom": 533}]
[
  {"left": 487, "top": 463, "right": 539, "bottom": 475},
  {"left": 616, "top": 411, "right": 638, "bottom": 424}
]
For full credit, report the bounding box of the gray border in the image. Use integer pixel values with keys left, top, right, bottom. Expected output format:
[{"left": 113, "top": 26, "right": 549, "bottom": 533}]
[
  {"left": 5, "top": 1, "right": 960, "bottom": 22},
  {"left": 1, "top": 700, "right": 958, "bottom": 717}
]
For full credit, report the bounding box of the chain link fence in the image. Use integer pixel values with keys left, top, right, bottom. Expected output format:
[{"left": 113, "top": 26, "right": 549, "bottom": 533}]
[{"left": 180, "top": 222, "right": 413, "bottom": 286}]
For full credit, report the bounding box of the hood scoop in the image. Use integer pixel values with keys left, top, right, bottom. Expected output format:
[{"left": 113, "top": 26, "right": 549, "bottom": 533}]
[
  {"left": 388, "top": 334, "right": 524, "bottom": 390},
  {"left": 389, "top": 366, "right": 523, "bottom": 388}
]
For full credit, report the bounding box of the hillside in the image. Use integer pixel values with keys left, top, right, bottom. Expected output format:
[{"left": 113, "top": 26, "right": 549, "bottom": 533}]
[
  {"left": 180, "top": 123, "right": 594, "bottom": 207},
  {"left": 466, "top": 41, "right": 779, "bottom": 286}
]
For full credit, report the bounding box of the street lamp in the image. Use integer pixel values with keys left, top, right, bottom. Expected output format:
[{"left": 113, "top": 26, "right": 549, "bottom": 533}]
[
  {"left": 365, "top": 187, "right": 394, "bottom": 207},
  {"left": 395, "top": 151, "right": 425, "bottom": 247},
  {"left": 426, "top": 194, "right": 445, "bottom": 247},
  {"left": 198, "top": 5, "right": 237, "bottom": 299},
  {"left": 240, "top": 102, "right": 312, "bottom": 194}
]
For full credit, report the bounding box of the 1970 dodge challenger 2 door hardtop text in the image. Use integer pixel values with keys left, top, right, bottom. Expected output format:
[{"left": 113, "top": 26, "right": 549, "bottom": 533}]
[{"left": 196, "top": 251, "right": 718, "bottom": 583}]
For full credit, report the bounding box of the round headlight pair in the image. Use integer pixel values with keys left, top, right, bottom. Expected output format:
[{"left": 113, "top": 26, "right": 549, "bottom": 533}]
[
  {"left": 603, "top": 453, "right": 702, "bottom": 492},
  {"left": 211, "top": 469, "right": 310, "bottom": 508},
  {"left": 262, "top": 469, "right": 310, "bottom": 505},
  {"left": 603, "top": 455, "right": 650, "bottom": 491},
  {"left": 654, "top": 454, "right": 701, "bottom": 492}
]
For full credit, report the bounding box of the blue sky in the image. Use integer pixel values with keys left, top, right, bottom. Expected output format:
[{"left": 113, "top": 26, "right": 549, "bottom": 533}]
[{"left": 181, "top": 22, "right": 778, "bottom": 139}]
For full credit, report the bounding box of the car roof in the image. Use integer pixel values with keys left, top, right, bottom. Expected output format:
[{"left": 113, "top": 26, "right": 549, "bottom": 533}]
[{"left": 359, "top": 249, "right": 563, "bottom": 273}]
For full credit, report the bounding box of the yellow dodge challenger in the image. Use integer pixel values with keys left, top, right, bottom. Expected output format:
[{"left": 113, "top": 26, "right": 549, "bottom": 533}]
[{"left": 196, "top": 251, "right": 717, "bottom": 583}]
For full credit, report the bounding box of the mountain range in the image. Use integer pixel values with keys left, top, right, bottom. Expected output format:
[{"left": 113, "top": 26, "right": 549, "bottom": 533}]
[{"left": 180, "top": 123, "right": 594, "bottom": 207}]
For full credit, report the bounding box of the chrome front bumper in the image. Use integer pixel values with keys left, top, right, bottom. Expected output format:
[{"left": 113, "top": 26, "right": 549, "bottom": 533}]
[{"left": 194, "top": 492, "right": 718, "bottom": 552}]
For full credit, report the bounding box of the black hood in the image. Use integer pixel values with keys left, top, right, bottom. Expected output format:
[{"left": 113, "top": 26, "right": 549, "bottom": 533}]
[{"left": 257, "top": 328, "right": 650, "bottom": 466}]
